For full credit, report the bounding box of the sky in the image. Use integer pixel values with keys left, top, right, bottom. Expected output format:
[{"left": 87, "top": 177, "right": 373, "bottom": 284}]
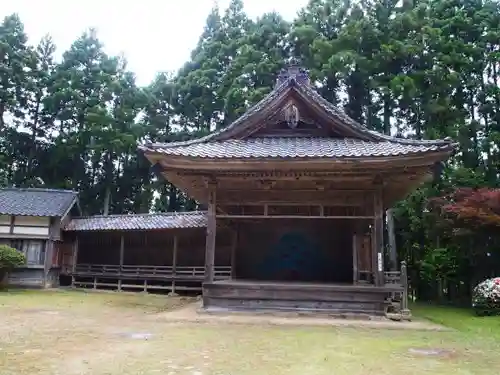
[{"left": 2, "top": 0, "right": 308, "bottom": 86}]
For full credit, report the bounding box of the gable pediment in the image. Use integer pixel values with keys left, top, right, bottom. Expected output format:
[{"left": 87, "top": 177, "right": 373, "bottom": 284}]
[{"left": 247, "top": 96, "right": 350, "bottom": 138}]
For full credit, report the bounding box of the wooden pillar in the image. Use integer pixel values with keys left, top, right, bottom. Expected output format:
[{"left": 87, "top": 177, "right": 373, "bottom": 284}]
[
  {"left": 43, "top": 240, "right": 51, "bottom": 288},
  {"left": 71, "top": 235, "right": 79, "bottom": 288},
  {"left": 386, "top": 208, "right": 397, "bottom": 271},
  {"left": 230, "top": 228, "right": 238, "bottom": 279},
  {"left": 352, "top": 233, "right": 358, "bottom": 284},
  {"left": 372, "top": 188, "right": 384, "bottom": 286},
  {"left": 118, "top": 234, "right": 124, "bottom": 291},
  {"left": 204, "top": 185, "right": 217, "bottom": 284},
  {"left": 172, "top": 234, "right": 178, "bottom": 294}
]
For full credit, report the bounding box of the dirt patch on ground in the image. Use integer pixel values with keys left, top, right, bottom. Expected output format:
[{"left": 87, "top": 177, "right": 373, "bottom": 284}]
[{"left": 154, "top": 301, "right": 449, "bottom": 331}]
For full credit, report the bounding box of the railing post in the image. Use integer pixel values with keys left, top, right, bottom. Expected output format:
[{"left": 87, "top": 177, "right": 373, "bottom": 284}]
[
  {"left": 400, "top": 261, "right": 412, "bottom": 320},
  {"left": 171, "top": 235, "right": 178, "bottom": 295}
]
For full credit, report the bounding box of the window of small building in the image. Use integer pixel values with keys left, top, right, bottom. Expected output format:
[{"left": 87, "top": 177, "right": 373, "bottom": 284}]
[{"left": 10, "top": 240, "right": 46, "bottom": 266}]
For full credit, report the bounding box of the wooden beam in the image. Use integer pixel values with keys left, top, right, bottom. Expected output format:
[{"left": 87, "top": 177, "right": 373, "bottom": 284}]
[
  {"left": 217, "top": 190, "right": 371, "bottom": 205},
  {"left": 220, "top": 201, "right": 364, "bottom": 207},
  {"left": 168, "top": 158, "right": 439, "bottom": 174},
  {"left": 204, "top": 185, "right": 217, "bottom": 283},
  {"left": 216, "top": 214, "right": 374, "bottom": 219}
]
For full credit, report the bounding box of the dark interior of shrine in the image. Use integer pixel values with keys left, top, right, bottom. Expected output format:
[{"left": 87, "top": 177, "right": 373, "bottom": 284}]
[{"left": 232, "top": 219, "right": 354, "bottom": 284}]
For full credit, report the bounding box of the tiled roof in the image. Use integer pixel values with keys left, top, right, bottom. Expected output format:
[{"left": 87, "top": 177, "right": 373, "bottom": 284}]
[
  {"left": 141, "top": 137, "right": 452, "bottom": 159},
  {"left": 139, "top": 66, "right": 456, "bottom": 153},
  {"left": 65, "top": 211, "right": 207, "bottom": 232},
  {"left": 0, "top": 188, "right": 78, "bottom": 217}
]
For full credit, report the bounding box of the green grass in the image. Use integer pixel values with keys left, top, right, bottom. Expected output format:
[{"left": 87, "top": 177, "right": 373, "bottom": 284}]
[
  {"left": 0, "top": 288, "right": 193, "bottom": 313},
  {"left": 413, "top": 303, "right": 500, "bottom": 341},
  {"left": 1, "top": 290, "right": 500, "bottom": 375}
]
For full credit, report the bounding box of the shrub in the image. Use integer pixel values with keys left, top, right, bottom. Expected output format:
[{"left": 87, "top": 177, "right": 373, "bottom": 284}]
[
  {"left": 472, "top": 277, "right": 500, "bottom": 316},
  {"left": 0, "top": 244, "right": 26, "bottom": 286}
]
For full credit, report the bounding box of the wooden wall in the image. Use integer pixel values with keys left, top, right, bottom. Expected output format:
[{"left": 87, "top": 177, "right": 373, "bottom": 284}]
[
  {"left": 233, "top": 219, "right": 355, "bottom": 283},
  {"left": 0, "top": 215, "right": 51, "bottom": 238},
  {"left": 72, "top": 227, "right": 232, "bottom": 268},
  {"left": 7, "top": 267, "right": 60, "bottom": 288}
]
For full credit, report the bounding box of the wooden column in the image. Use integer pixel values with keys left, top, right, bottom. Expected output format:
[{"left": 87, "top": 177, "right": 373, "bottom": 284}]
[
  {"left": 386, "top": 208, "right": 397, "bottom": 271},
  {"left": 230, "top": 228, "right": 238, "bottom": 279},
  {"left": 43, "top": 240, "right": 55, "bottom": 288},
  {"left": 204, "top": 185, "right": 217, "bottom": 283},
  {"left": 172, "top": 234, "right": 178, "bottom": 294},
  {"left": 372, "top": 188, "right": 384, "bottom": 286},
  {"left": 118, "top": 234, "right": 124, "bottom": 291},
  {"left": 71, "top": 235, "right": 79, "bottom": 288},
  {"left": 352, "top": 233, "right": 358, "bottom": 284}
]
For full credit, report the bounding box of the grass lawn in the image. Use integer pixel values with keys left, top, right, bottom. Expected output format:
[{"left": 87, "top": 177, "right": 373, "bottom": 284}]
[{"left": 1, "top": 289, "right": 500, "bottom": 375}]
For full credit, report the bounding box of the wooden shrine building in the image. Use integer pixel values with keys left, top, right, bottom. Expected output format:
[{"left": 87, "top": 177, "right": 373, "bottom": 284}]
[{"left": 139, "top": 63, "right": 455, "bottom": 315}]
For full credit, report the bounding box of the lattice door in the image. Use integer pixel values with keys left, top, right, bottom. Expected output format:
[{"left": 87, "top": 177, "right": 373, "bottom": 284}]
[{"left": 353, "top": 233, "right": 373, "bottom": 284}]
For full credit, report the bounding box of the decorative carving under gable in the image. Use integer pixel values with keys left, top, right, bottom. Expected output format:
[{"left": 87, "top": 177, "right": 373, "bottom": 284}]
[
  {"left": 266, "top": 99, "right": 316, "bottom": 126},
  {"left": 284, "top": 103, "right": 300, "bottom": 129},
  {"left": 249, "top": 99, "right": 334, "bottom": 137}
]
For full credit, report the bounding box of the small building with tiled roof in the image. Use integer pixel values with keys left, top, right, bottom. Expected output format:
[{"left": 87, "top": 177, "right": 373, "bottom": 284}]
[
  {"left": 0, "top": 188, "right": 80, "bottom": 288},
  {"left": 62, "top": 211, "right": 232, "bottom": 293},
  {"left": 139, "top": 62, "right": 456, "bottom": 317}
]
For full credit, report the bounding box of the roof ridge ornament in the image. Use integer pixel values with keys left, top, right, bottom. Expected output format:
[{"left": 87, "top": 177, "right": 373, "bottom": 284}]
[{"left": 276, "top": 58, "right": 310, "bottom": 88}]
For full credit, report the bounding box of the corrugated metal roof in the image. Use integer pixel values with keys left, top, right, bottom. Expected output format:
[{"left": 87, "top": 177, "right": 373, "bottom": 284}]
[
  {"left": 142, "top": 137, "right": 451, "bottom": 159},
  {"left": 65, "top": 211, "right": 207, "bottom": 232},
  {"left": 0, "top": 188, "right": 78, "bottom": 217}
]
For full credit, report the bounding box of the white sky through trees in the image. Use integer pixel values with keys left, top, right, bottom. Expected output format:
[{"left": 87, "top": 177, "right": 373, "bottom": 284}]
[{"left": 1, "top": 0, "right": 307, "bottom": 85}]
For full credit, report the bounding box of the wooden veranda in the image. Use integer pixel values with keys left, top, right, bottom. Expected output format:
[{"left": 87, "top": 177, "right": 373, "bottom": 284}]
[{"left": 139, "top": 62, "right": 455, "bottom": 316}]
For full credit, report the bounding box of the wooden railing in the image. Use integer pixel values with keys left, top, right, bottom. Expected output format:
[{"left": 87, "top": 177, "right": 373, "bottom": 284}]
[
  {"left": 383, "top": 270, "right": 402, "bottom": 285},
  {"left": 383, "top": 262, "right": 411, "bottom": 320},
  {"left": 73, "top": 264, "right": 232, "bottom": 279}
]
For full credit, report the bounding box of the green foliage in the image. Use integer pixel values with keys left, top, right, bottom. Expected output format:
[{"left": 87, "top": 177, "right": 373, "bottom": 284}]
[{"left": 0, "top": 244, "right": 25, "bottom": 270}]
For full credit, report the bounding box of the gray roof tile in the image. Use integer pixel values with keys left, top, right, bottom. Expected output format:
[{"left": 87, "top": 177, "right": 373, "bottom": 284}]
[
  {"left": 139, "top": 66, "right": 456, "bottom": 153},
  {"left": 143, "top": 137, "right": 451, "bottom": 159},
  {"left": 0, "top": 188, "right": 78, "bottom": 217},
  {"left": 65, "top": 211, "right": 207, "bottom": 231}
]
